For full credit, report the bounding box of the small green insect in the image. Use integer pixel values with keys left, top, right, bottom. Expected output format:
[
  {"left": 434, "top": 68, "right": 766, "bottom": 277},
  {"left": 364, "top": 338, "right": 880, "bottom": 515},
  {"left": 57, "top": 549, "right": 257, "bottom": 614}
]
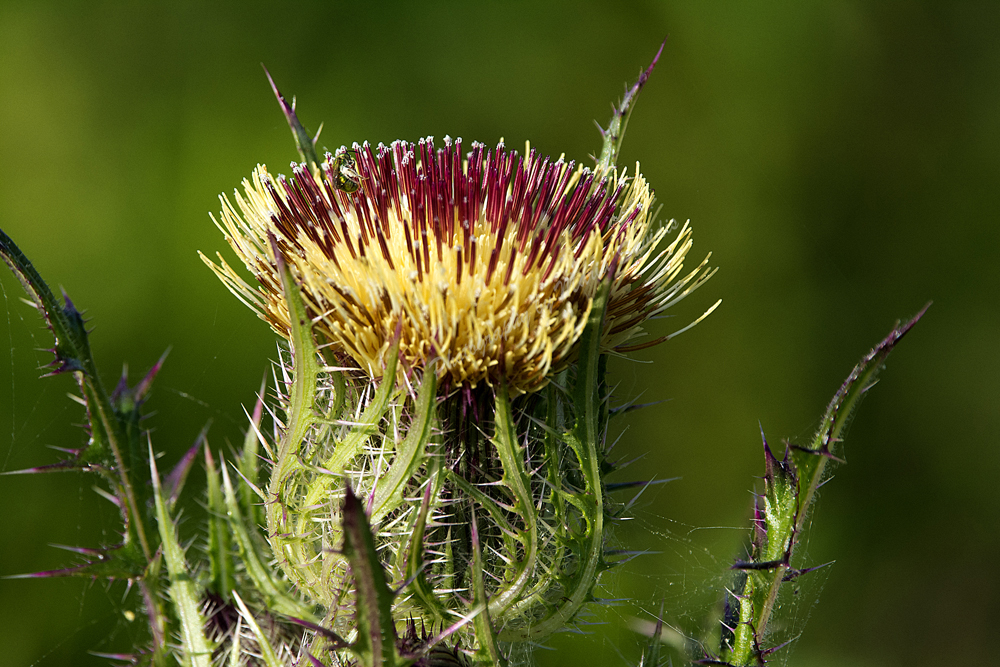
[{"left": 330, "top": 148, "right": 361, "bottom": 193}]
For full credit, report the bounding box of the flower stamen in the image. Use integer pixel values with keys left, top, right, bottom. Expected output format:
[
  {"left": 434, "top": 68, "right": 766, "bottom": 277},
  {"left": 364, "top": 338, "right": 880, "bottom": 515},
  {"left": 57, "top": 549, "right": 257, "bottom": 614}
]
[{"left": 203, "top": 137, "right": 713, "bottom": 394}]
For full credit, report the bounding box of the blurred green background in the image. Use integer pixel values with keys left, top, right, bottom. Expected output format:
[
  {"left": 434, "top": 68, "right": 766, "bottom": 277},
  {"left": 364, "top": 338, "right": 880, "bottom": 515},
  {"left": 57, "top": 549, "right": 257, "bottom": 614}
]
[{"left": 1, "top": 1, "right": 996, "bottom": 665}]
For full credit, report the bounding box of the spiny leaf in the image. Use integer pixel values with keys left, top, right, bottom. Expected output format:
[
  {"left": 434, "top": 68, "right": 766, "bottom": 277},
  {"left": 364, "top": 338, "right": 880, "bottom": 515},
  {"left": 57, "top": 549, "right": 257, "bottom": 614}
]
[
  {"left": 204, "top": 444, "right": 234, "bottom": 600},
  {"left": 487, "top": 382, "right": 539, "bottom": 620},
  {"left": 264, "top": 234, "right": 326, "bottom": 597},
  {"left": 469, "top": 510, "right": 500, "bottom": 666},
  {"left": 238, "top": 377, "right": 267, "bottom": 527},
  {"left": 0, "top": 228, "right": 91, "bottom": 376},
  {"left": 596, "top": 39, "right": 665, "bottom": 173},
  {"left": 269, "top": 232, "right": 322, "bottom": 464},
  {"left": 341, "top": 486, "right": 402, "bottom": 667},
  {"left": 719, "top": 304, "right": 928, "bottom": 665},
  {"left": 150, "top": 442, "right": 213, "bottom": 667},
  {"left": 0, "top": 228, "right": 153, "bottom": 560},
  {"left": 263, "top": 65, "right": 321, "bottom": 171},
  {"left": 220, "top": 463, "right": 318, "bottom": 621}
]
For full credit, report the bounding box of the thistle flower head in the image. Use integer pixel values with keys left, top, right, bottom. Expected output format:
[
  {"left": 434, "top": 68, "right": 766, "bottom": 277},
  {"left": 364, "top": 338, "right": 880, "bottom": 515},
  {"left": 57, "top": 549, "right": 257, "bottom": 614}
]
[{"left": 203, "top": 137, "right": 713, "bottom": 394}]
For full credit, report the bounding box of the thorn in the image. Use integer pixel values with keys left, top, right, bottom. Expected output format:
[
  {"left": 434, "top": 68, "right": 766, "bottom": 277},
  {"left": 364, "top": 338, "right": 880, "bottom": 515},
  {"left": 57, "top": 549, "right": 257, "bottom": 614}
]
[
  {"left": 0, "top": 460, "right": 84, "bottom": 475},
  {"left": 782, "top": 560, "right": 834, "bottom": 581},
  {"left": 88, "top": 652, "right": 139, "bottom": 663},
  {"left": 47, "top": 445, "right": 82, "bottom": 455},
  {"left": 229, "top": 457, "right": 266, "bottom": 502},
  {"left": 92, "top": 485, "right": 124, "bottom": 509},
  {"left": 603, "top": 548, "right": 659, "bottom": 567},
  {"left": 604, "top": 549, "right": 662, "bottom": 557},
  {"left": 252, "top": 374, "right": 267, "bottom": 425},
  {"left": 5, "top": 563, "right": 94, "bottom": 579},
  {"left": 60, "top": 289, "right": 80, "bottom": 316},
  {"left": 416, "top": 603, "right": 488, "bottom": 659},
  {"left": 762, "top": 430, "right": 798, "bottom": 486},
  {"left": 164, "top": 425, "right": 209, "bottom": 506},
  {"left": 111, "top": 363, "right": 129, "bottom": 403},
  {"left": 790, "top": 442, "right": 845, "bottom": 464},
  {"left": 731, "top": 558, "right": 787, "bottom": 572},
  {"left": 133, "top": 347, "right": 170, "bottom": 403},
  {"left": 615, "top": 335, "right": 669, "bottom": 353},
  {"left": 263, "top": 64, "right": 294, "bottom": 122},
  {"left": 760, "top": 635, "right": 798, "bottom": 656},
  {"left": 286, "top": 617, "right": 348, "bottom": 648},
  {"left": 39, "top": 357, "right": 84, "bottom": 377},
  {"left": 605, "top": 478, "right": 678, "bottom": 492},
  {"left": 609, "top": 397, "right": 670, "bottom": 417},
  {"left": 617, "top": 476, "right": 674, "bottom": 517},
  {"left": 262, "top": 64, "right": 320, "bottom": 169}
]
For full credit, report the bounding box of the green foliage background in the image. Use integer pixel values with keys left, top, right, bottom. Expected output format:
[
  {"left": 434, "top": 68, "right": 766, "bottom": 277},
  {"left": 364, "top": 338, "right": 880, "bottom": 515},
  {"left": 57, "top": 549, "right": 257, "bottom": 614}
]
[{"left": 0, "top": 2, "right": 996, "bottom": 665}]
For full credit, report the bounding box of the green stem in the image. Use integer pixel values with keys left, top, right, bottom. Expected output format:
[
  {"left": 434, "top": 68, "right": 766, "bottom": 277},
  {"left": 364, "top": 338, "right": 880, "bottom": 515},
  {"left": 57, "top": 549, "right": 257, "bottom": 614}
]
[
  {"left": 488, "top": 384, "right": 539, "bottom": 618},
  {"left": 724, "top": 305, "right": 928, "bottom": 665},
  {"left": 0, "top": 228, "right": 152, "bottom": 562}
]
